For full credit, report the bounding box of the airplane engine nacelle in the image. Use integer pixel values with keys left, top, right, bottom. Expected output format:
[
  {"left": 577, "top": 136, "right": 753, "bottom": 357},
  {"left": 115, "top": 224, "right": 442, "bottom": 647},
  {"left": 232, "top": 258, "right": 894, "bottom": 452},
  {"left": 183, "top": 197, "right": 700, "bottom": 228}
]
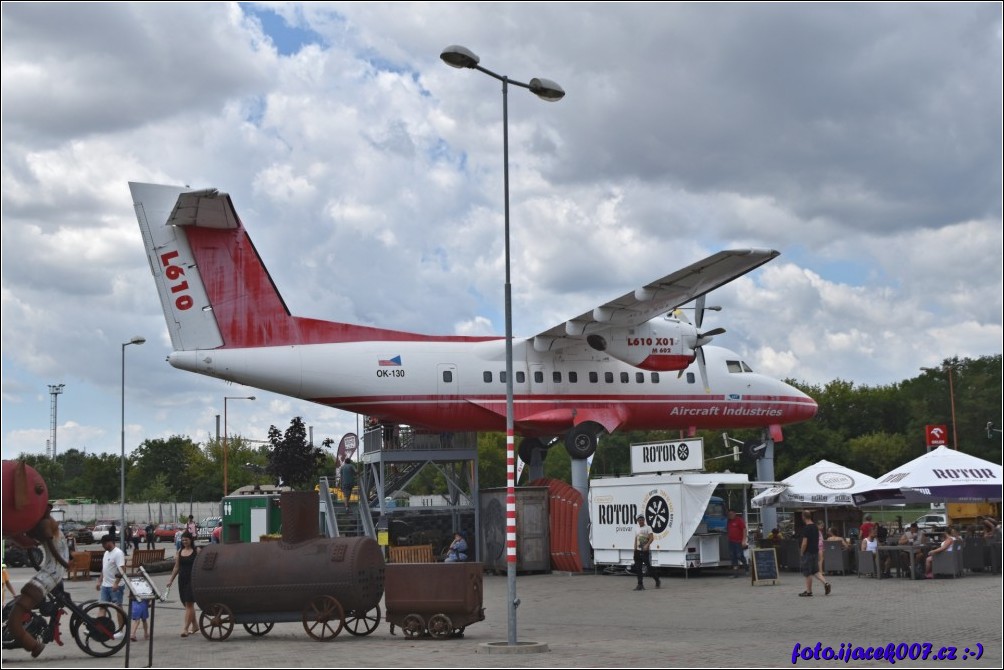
[{"left": 585, "top": 319, "right": 696, "bottom": 371}]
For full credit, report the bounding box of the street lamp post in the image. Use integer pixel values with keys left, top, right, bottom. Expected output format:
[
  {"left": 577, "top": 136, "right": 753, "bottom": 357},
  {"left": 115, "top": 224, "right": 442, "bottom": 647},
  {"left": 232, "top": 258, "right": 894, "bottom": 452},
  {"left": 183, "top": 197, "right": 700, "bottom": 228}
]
[
  {"left": 921, "top": 363, "right": 959, "bottom": 449},
  {"left": 441, "top": 44, "right": 564, "bottom": 647},
  {"left": 224, "top": 396, "right": 256, "bottom": 496},
  {"left": 121, "top": 336, "right": 145, "bottom": 538}
]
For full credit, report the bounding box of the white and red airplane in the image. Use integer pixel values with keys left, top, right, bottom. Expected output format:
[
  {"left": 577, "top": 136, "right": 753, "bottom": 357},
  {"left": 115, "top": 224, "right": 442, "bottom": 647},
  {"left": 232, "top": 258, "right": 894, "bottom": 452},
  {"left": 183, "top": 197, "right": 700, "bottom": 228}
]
[{"left": 130, "top": 182, "right": 817, "bottom": 461}]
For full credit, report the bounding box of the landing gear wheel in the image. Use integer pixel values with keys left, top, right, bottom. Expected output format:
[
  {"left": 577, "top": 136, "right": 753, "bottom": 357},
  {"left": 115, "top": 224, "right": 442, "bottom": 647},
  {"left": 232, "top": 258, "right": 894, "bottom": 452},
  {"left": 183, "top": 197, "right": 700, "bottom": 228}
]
[
  {"left": 199, "top": 603, "right": 234, "bottom": 641},
  {"left": 427, "top": 613, "right": 453, "bottom": 640},
  {"left": 303, "top": 595, "right": 343, "bottom": 641},
  {"left": 565, "top": 424, "right": 599, "bottom": 459},
  {"left": 402, "top": 613, "right": 425, "bottom": 639},
  {"left": 344, "top": 604, "right": 381, "bottom": 636},
  {"left": 242, "top": 622, "right": 274, "bottom": 637},
  {"left": 517, "top": 437, "right": 546, "bottom": 465},
  {"left": 70, "top": 601, "right": 127, "bottom": 657}
]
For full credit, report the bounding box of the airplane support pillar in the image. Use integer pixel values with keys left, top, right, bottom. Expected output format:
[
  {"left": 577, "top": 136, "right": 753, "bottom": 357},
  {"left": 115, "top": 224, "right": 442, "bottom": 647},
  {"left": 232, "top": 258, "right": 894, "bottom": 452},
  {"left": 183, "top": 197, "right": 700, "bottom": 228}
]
[
  {"left": 756, "top": 434, "right": 777, "bottom": 533},
  {"left": 528, "top": 448, "right": 546, "bottom": 482},
  {"left": 570, "top": 458, "right": 593, "bottom": 570}
]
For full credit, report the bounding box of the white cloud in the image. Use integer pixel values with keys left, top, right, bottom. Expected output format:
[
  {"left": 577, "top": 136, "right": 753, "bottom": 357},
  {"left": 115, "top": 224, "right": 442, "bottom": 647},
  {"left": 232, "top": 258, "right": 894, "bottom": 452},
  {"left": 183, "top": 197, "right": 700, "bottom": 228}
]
[{"left": 1, "top": 3, "right": 999, "bottom": 458}]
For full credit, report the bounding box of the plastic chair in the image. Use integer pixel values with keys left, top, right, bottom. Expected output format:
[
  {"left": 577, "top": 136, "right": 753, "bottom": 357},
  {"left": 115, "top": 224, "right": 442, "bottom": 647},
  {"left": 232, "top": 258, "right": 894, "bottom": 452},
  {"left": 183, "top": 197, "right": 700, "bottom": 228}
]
[{"left": 856, "top": 547, "right": 877, "bottom": 578}]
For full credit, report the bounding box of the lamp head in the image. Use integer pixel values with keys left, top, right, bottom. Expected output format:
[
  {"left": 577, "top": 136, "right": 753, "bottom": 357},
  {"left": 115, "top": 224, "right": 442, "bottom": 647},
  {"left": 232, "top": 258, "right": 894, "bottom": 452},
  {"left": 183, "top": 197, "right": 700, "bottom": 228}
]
[
  {"left": 529, "top": 78, "right": 565, "bottom": 102},
  {"left": 129, "top": 336, "right": 146, "bottom": 346},
  {"left": 440, "top": 45, "right": 479, "bottom": 69}
]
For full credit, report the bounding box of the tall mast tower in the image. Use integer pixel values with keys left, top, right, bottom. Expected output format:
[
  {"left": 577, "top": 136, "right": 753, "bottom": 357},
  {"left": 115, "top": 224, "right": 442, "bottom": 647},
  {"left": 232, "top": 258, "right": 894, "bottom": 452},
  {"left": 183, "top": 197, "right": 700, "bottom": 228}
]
[{"left": 48, "top": 383, "right": 65, "bottom": 459}]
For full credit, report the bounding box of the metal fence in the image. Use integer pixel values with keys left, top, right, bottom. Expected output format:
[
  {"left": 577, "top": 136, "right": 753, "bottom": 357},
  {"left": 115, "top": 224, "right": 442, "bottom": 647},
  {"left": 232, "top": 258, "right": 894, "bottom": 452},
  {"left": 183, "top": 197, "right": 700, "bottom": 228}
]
[{"left": 56, "top": 501, "right": 222, "bottom": 526}]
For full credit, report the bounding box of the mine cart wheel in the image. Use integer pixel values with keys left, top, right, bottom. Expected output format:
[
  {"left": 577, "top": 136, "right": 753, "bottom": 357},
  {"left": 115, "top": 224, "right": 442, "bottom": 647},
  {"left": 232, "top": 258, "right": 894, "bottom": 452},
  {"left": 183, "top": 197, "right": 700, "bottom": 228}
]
[
  {"left": 427, "top": 613, "right": 453, "bottom": 640},
  {"left": 345, "top": 605, "right": 381, "bottom": 636},
  {"left": 243, "top": 622, "right": 274, "bottom": 637},
  {"left": 303, "top": 595, "right": 344, "bottom": 641},
  {"left": 199, "top": 603, "right": 235, "bottom": 641},
  {"left": 70, "top": 601, "right": 128, "bottom": 657},
  {"left": 402, "top": 613, "right": 425, "bottom": 639}
]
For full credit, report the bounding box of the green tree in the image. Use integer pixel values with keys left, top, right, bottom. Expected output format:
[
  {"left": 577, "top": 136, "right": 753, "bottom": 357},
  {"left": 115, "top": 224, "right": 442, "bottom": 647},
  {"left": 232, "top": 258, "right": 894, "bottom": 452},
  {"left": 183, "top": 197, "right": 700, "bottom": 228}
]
[
  {"left": 266, "top": 417, "right": 324, "bottom": 489},
  {"left": 129, "top": 436, "right": 201, "bottom": 501}
]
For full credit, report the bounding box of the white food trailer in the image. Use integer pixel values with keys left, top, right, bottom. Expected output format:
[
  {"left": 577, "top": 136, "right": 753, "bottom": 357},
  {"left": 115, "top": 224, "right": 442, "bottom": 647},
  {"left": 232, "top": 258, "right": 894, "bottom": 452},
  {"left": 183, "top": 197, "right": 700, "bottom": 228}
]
[{"left": 589, "top": 438, "right": 749, "bottom": 570}]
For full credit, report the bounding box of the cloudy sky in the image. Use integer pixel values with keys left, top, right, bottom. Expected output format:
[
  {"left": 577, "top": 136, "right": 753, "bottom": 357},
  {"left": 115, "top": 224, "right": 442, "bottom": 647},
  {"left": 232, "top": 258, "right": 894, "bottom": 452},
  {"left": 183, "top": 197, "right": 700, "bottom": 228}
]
[{"left": 2, "top": 3, "right": 1001, "bottom": 460}]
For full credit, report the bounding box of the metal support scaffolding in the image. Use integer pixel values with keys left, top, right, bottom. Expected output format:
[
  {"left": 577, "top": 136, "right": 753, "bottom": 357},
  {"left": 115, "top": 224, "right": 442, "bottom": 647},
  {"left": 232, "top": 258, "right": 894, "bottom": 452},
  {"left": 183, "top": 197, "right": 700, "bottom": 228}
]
[{"left": 360, "top": 426, "right": 480, "bottom": 554}]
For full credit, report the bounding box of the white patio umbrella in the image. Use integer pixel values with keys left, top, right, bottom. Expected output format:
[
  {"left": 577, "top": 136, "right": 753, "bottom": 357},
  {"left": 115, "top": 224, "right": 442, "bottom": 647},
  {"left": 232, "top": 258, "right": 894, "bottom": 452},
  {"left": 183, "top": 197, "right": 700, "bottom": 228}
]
[
  {"left": 852, "top": 446, "right": 1003, "bottom": 506},
  {"left": 752, "top": 460, "right": 879, "bottom": 508}
]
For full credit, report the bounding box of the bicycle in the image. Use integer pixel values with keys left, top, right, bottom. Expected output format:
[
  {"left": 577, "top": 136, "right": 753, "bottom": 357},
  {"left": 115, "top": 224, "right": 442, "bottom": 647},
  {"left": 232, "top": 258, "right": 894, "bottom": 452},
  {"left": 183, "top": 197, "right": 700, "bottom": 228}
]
[{"left": 2, "top": 582, "right": 128, "bottom": 657}]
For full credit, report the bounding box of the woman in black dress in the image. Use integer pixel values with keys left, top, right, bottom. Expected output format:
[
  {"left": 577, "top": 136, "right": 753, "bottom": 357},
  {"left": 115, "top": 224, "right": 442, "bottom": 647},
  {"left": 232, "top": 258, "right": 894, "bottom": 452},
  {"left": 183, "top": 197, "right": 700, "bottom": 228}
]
[{"left": 167, "top": 531, "right": 199, "bottom": 636}]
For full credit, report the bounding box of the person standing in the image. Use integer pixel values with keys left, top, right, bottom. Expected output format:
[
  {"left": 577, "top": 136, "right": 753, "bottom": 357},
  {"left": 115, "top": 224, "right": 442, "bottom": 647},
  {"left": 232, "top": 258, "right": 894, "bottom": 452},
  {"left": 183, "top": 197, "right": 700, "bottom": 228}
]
[
  {"left": 144, "top": 523, "right": 156, "bottom": 550},
  {"left": 798, "top": 510, "right": 831, "bottom": 597},
  {"left": 97, "top": 534, "right": 126, "bottom": 606},
  {"left": 632, "top": 515, "right": 661, "bottom": 591},
  {"left": 167, "top": 531, "right": 199, "bottom": 637},
  {"left": 726, "top": 510, "right": 749, "bottom": 578},
  {"left": 339, "top": 458, "right": 356, "bottom": 510},
  {"left": 185, "top": 515, "right": 197, "bottom": 536},
  {"left": 858, "top": 514, "right": 874, "bottom": 542},
  {"left": 211, "top": 520, "right": 222, "bottom": 544}
]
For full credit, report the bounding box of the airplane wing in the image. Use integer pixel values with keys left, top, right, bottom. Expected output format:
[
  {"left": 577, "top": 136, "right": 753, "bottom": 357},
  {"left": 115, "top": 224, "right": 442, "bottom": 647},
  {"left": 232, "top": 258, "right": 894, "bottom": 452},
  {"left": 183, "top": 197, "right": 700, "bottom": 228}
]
[{"left": 531, "top": 249, "right": 779, "bottom": 352}]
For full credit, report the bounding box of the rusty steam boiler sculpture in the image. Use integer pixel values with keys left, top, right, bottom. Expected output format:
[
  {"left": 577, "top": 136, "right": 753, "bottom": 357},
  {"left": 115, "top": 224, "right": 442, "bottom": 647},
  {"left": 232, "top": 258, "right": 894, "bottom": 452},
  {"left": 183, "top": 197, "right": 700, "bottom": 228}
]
[{"left": 191, "top": 492, "right": 385, "bottom": 641}]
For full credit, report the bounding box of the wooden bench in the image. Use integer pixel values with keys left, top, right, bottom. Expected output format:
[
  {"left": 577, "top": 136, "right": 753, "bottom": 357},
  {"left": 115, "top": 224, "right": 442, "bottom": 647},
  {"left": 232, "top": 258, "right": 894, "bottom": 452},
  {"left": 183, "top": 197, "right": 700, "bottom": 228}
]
[
  {"left": 388, "top": 544, "right": 436, "bottom": 564},
  {"left": 66, "top": 552, "right": 92, "bottom": 581},
  {"left": 126, "top": 548, "right": 166, "bottom": 574},
  {"left": 88, "top": 550, "right": 105, "bottom": 575}
]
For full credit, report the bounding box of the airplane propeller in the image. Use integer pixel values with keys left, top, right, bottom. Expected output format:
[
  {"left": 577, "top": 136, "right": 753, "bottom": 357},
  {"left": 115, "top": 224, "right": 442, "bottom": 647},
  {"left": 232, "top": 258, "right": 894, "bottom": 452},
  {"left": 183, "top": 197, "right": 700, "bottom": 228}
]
[{"left": 675, "top": 296, "right": 725, "bottom": 392}]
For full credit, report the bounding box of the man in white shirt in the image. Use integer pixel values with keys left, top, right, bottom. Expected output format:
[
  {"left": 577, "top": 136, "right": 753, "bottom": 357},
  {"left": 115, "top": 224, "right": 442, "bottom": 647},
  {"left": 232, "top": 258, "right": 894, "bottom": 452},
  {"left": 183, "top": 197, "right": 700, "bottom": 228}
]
[
  {"left": 96, "top": 534, "right": 125, "bottom": 606},
  {"left": 632, "top": 515, "right": 661, "bottom": 591}
]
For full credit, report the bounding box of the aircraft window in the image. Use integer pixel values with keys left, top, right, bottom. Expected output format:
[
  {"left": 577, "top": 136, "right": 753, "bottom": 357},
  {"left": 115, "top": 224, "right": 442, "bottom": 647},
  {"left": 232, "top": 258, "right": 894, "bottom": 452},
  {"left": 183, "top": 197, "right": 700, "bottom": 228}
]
[
  {"left": 553, "top": 371, "right": 562, "bottom": 383},
  {"left": 651, "top": 372, "right": 660, "bottom": 383},
  {"left": 604, "top": 372, "right": 614, "bottom": 383},
  {"left": 727, "top": 360, "right": 743, "bottom": 373},
  {"left": 742, "top": 361, "right": 753, "bottom": 373},
  {"left": 636, "top": 372, "right": 645, "bottom": 383},
  {"left": 534, "top": 371, "right": 543, "bottom": 383},
  {"left": 500, "top": 371, "right": 507, "bottom": 383},
  {"left": 589, "top": 371, "right": 599, "bottom": 383},
  {"left": 686, "top": 372, "right": 695, "bottom": 384},
  {"left": 569, "top": 371, "right": 578, "bottom": 383},
  {"left": 620, "top": 372, "right": 629, "bottom": 383},
  {"left": 443, "top": 370, "right": 453, "bottom": 383},
  {"left": 516, "top": 371, "right": 525, "bottom": 384},
  {"left": 483, "top": 371, "right": 492, "bottom": 383}
]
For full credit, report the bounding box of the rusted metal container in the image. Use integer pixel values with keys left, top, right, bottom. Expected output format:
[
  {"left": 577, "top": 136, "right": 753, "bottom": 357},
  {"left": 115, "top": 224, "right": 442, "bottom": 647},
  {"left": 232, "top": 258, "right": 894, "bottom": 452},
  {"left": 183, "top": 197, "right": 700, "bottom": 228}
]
[
  {"left": 193, "top": 535, "right": 384, "bottom": 616},
  {"left": 384, "top": 562, "right": 484, "bottom": 639},
  {"left": 190, "top": 491, "right": 386, "bottom": 641}
]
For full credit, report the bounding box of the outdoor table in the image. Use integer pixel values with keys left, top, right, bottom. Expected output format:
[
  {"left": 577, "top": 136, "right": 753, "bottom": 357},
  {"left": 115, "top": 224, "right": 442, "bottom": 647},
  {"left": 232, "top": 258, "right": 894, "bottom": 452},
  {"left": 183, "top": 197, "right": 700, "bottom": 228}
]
[{"left": 876, "top": 544, "right": 927, "bottom": 580}]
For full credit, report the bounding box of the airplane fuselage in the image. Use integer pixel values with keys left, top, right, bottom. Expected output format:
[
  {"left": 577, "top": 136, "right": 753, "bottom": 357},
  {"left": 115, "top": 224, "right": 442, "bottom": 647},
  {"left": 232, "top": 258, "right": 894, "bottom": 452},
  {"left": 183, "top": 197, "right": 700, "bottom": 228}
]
[{"left": 169, "top": 340, "right": 815, "bottom": 436}]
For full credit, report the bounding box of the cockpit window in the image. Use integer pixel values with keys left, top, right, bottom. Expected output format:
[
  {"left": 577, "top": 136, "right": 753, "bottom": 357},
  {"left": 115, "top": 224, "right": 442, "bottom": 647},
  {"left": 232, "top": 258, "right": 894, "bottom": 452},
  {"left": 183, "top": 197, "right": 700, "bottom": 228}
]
[{"left": 727, "top": 360, "right": 755, "bottom": 373}]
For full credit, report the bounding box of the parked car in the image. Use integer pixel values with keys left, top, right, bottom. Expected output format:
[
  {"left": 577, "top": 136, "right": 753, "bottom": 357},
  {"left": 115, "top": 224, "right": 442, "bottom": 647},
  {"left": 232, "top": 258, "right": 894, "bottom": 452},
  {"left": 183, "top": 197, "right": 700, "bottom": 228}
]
[
  {"left": 62, "top": 521, "right": 94, "bottom": 545},
  {"left": 198, "top": 517, "right": 222, "bottom": 543},
  {"left": 912, "top": 513, "right": 948, "bottom": 532},
  {"left": 154, "top": 523, "right": 182, "bottom": 542},
  {"left": 91, "top": 523, "right": 116, "bottom": 540}
]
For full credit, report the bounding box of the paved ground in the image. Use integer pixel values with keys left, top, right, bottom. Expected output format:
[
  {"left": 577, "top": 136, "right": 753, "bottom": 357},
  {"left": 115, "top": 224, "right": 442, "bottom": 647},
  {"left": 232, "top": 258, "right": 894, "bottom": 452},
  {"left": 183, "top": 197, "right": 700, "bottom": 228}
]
[{"left": 3, "top": 555, "right": 1001, "bottom": 668}]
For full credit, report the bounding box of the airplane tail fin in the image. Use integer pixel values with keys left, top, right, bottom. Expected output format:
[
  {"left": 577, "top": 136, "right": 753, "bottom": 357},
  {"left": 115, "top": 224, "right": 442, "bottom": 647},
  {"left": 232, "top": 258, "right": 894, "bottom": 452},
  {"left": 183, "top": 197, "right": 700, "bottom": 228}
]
[
  {"left": 131, "top": 182, "right": 308, "bottom": 351},
  {"left": 132, "top": 182, "right": 473, "bottom": 351}
]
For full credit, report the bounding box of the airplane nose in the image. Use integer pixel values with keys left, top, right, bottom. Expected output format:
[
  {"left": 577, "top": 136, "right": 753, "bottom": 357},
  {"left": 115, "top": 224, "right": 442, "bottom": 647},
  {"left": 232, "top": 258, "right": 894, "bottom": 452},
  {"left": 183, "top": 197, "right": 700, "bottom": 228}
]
[{"left": 795, "top": 388, "right": 819, "bottom": 421}]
